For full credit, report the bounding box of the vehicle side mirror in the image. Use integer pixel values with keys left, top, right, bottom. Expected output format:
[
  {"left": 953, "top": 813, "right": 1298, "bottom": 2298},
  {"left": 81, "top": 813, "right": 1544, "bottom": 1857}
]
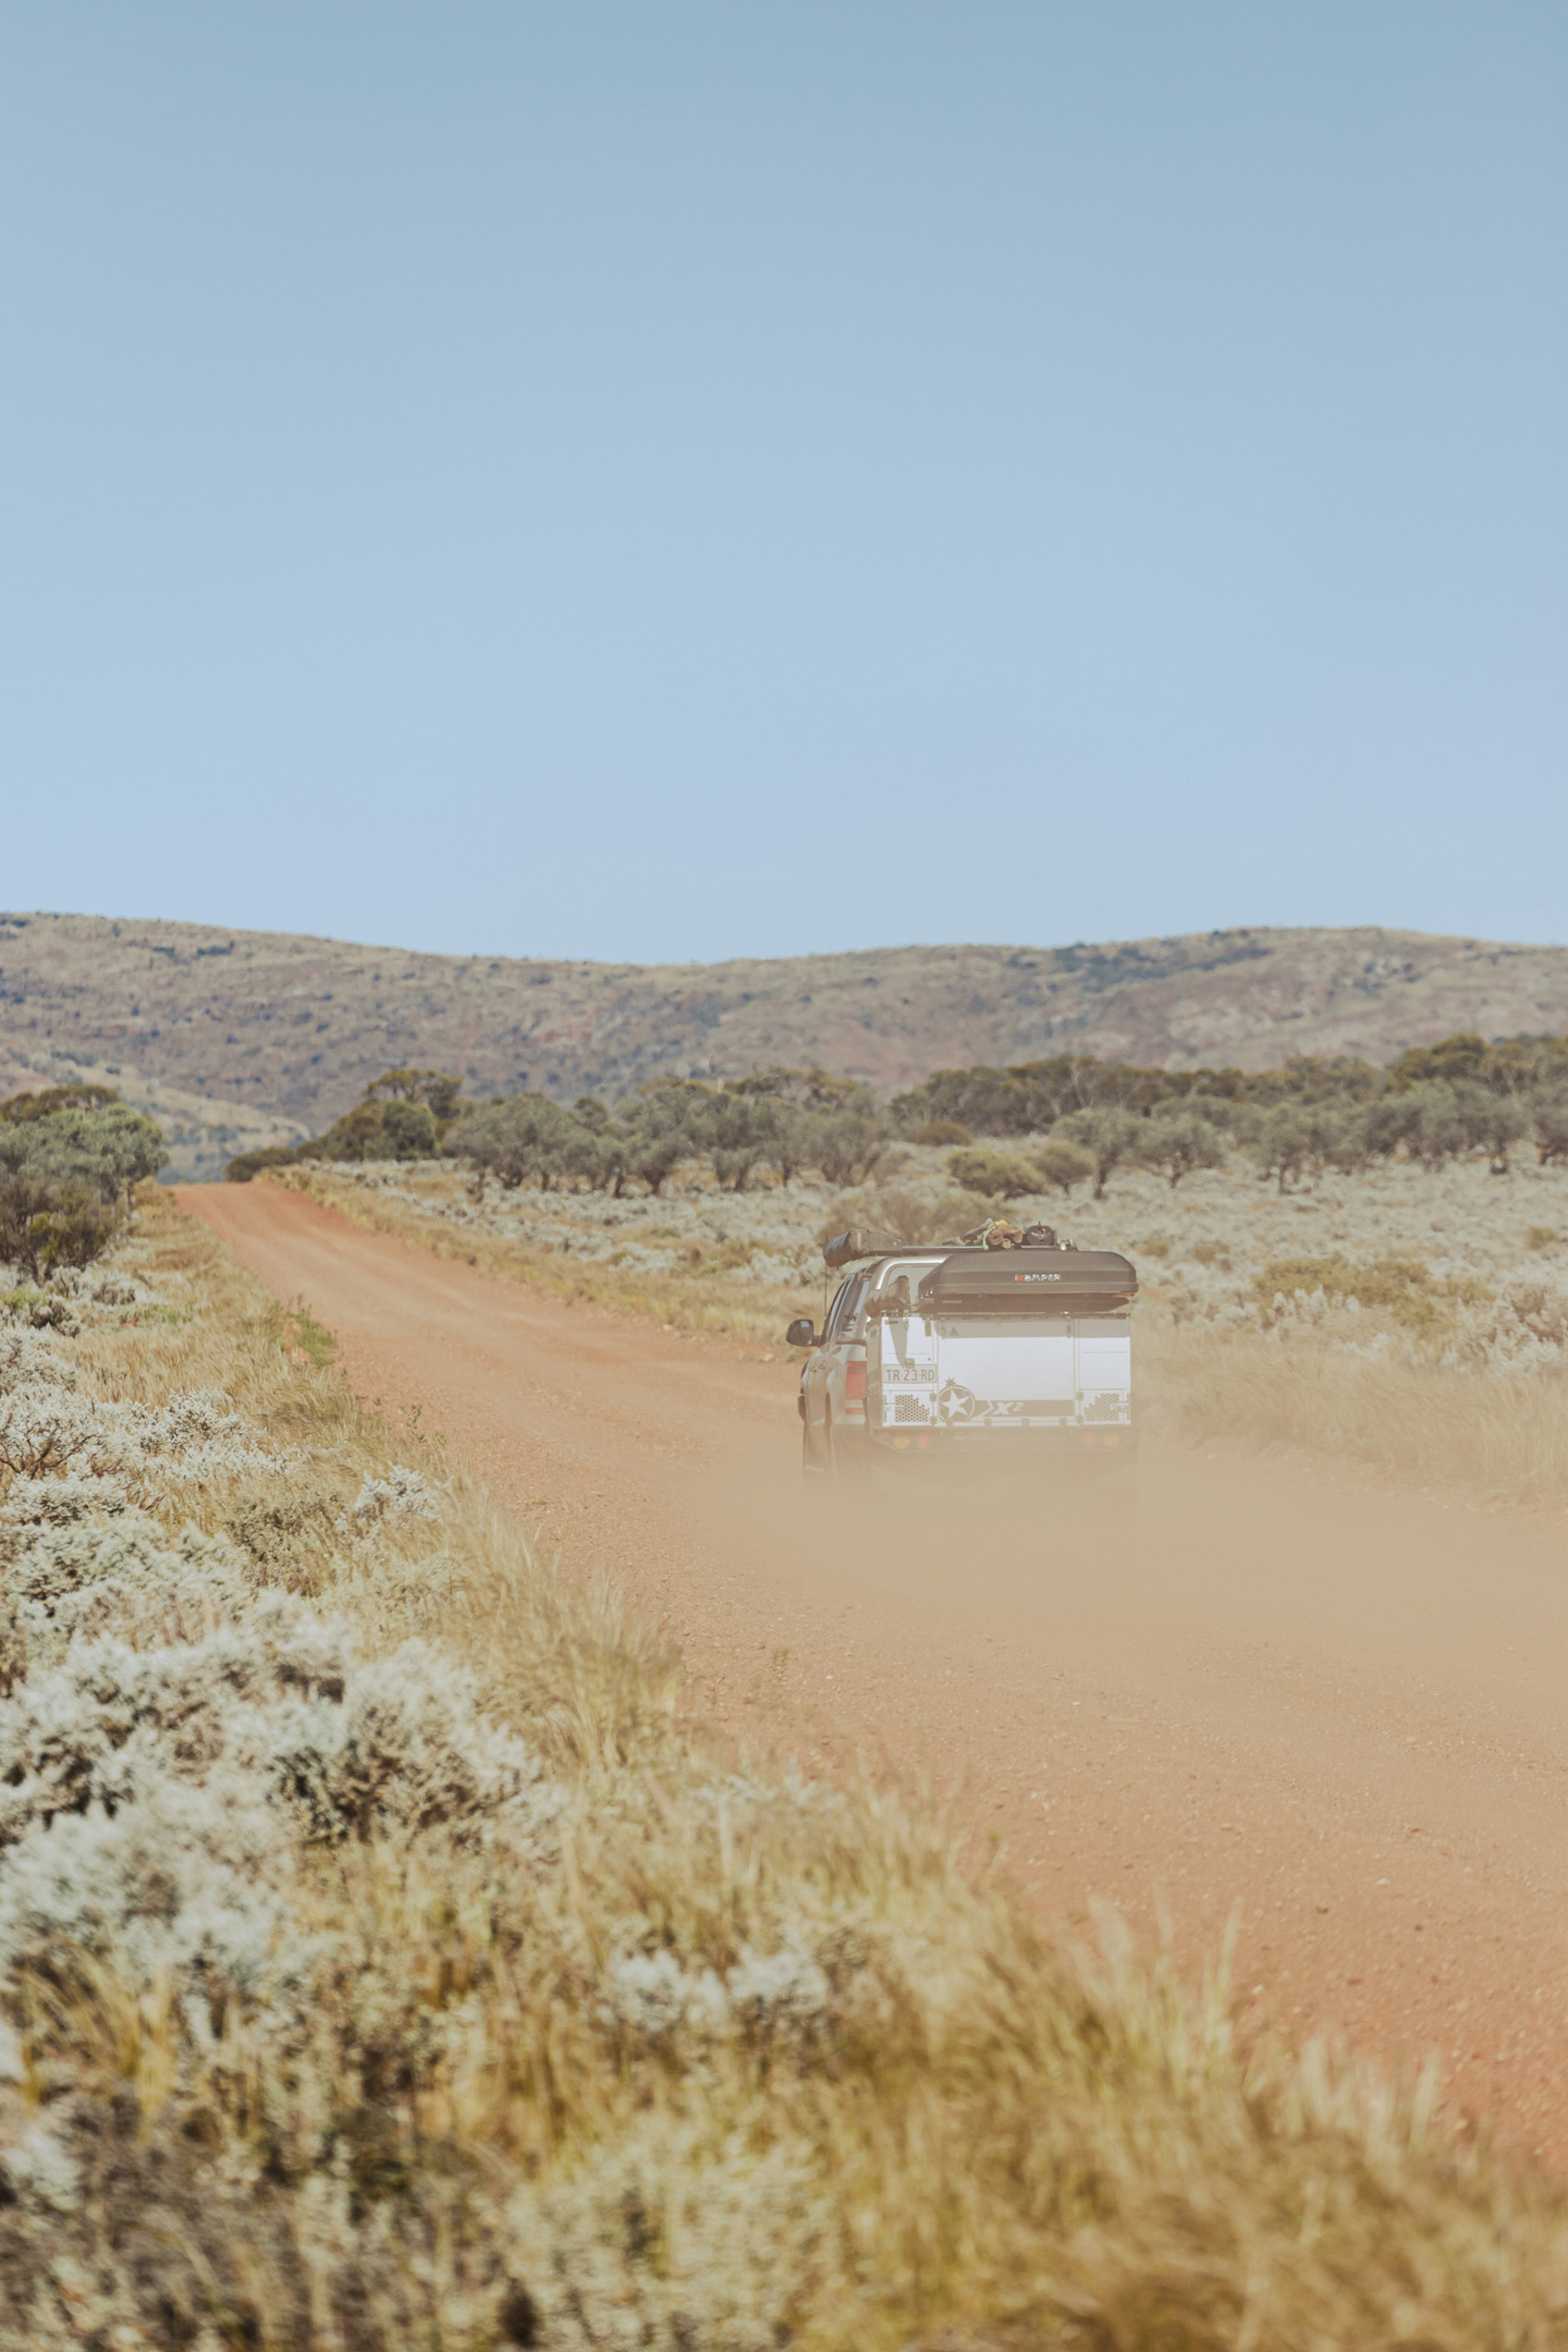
[{"left": 785, "top": 1318, "right": 817, "bottom": 1349}]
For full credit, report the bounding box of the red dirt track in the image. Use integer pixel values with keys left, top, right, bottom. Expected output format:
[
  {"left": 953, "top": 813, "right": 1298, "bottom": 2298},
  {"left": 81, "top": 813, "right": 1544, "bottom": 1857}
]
[{"left": 181, "top": 1182, "right": 1568, "bottom": 2166}]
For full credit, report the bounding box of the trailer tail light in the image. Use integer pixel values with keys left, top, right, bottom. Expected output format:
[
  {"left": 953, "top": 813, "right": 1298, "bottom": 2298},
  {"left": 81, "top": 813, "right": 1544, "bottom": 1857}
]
[{"left": 844, "top": 1361, "right": 867, "bottom": 1405}]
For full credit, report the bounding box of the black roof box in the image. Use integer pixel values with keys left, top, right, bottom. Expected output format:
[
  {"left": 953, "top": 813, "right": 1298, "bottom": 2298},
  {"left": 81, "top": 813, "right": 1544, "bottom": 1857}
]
[{"left": 917, "top": 1247, "right": 1136, "bottom": 1314}]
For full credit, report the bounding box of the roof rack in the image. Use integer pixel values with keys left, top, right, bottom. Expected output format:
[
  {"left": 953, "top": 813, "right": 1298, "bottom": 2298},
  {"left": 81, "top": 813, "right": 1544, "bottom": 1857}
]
[{"left": 821, "top": 1219, "right": 1071, "bottom": 1270}]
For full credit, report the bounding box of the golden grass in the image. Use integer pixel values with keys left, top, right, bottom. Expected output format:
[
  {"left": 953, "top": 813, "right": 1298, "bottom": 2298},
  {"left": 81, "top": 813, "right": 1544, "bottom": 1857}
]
[
  {"left": 4, "top": 1186, "right": 1565, "bottom": 2345},
  {"left": 1147, "top": 1320, "right": 1568, "bottom": 1500}
]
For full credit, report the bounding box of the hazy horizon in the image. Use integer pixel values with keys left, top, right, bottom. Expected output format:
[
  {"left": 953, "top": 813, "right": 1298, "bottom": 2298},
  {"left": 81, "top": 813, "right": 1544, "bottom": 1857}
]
[{"left": 6, "top": 905, "right": 1562, "bottom": 975}]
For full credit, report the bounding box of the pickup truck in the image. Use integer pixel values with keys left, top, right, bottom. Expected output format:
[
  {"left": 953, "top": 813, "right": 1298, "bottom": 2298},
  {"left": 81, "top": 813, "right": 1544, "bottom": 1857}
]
[{"left": 787, "top": 1238, "right": 1137, "bottom": 1490}]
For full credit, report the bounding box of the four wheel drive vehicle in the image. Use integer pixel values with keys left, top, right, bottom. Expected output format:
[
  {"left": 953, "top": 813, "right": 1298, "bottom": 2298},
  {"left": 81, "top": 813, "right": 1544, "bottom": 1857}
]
[{"left": 788, "top": 1241, "right": 1137, "bottom": 1487}]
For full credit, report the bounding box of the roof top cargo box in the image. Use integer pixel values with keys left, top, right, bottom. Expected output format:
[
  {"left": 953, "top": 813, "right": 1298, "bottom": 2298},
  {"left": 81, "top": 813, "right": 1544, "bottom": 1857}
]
[{"left": 917, "top": 1248, "right": 1136, "bottom": 1316}]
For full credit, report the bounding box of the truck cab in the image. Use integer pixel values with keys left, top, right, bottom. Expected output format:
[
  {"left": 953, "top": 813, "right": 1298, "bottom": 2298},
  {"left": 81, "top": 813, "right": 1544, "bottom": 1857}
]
[
  {"left": 794, "top": 1254, "right": 941, "bottom": 1477},
  {"left": 791, "top": 1241, "right": 1137, "bottom": 1490}
]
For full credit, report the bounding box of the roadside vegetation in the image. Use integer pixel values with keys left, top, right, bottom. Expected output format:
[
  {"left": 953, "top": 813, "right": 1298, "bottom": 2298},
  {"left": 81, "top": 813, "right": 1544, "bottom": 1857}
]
[
  {"left": 257, "top": 1033, "right": 1568, "bottom": 1502},
  {"left": 226, "top": 1064, "right": 887, "bottom": 1194},
  {"left": 0, "top": 1084, "right": 167, "bottom": 1292},
  {"left": 0, "top": 1186, "right": 1564, "bottom": 2345},
  {"left": 231, "top": 1032, "right": 1568, "bottom": 1209}
]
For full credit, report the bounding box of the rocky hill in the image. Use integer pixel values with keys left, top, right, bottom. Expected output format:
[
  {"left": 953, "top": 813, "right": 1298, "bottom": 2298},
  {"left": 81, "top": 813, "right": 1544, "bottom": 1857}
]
[{"left": 4, "top": 911, "right": 1568, "bottom": 1173}]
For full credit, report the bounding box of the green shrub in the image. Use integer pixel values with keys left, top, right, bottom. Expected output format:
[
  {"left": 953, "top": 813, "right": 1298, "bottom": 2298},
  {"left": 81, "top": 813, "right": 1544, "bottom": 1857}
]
[
  {"left": 303, "top": 1071, "right": 467, "bottom": 1165},
  {"left": 1531, "top": 1088, "right": 1568, "bottom": 1166},
  {"left": 224, "top": 1146, "right": 301, "bottom": 1184},
  {"left": 1454, "top": 1081, "right": 1528, "bottom": 1173},
  {"left": 1250, "top": 1102, "right": 1371, "bottom": 1191},
  {"left": 0, "top": 1083, "right": 120, "bottom": 1122},
  {"left": 825, "top": 1185, "right": 994, "bottom": 1246},
  {"left": 445, "top": 1094, "right": 603, "bottom": 1191},
  {"left": 807, "top": 1101, "right": 888, "bottom": 1187},
  {"left": 1253, "top": 1254, "right": 1475, "bottom": 1335},
  {"left": 0, "top": 1098, "right": 166, "bottom": 1280},
  {"left": 379, "top": 1099, "right": 439, "bottom": 1159},
  {"left": 306, "top": 1101, "right": 388, "bottom": 1162},
  {"left": 1052, "top": 1107, "right": 1143, "bottom": 1199},
  {"left": 0, "top": 1103, "right": 168, "bottom": 1206},
  {"left": 944, "top": 1147, "right": 1041, "bottom": 1200},
  {"left": 704, "top": 1092, "right": 779, "bottom": 1192},
  {"left": 363, "top": 1067, "right": 464, "bottom": 1132},
  {"left": 915, "top": 1119, "right": 972, "bottom": 1146},
  {"left": 1401, "top": 1081, "right": 1472, "bottom": 1169},
  {"left": 1031, "top": 1138, "right": 1096, "bottom": 1195},
  {"left": 1134, "top": 1108, "right": 1227, "bottom": 1189},
  {"left": 0, "top": 1172, "right": 123, "bottom": 1282},
  {"left": 892, "top": 1030, "right": 1568, "bottom": 1143}
]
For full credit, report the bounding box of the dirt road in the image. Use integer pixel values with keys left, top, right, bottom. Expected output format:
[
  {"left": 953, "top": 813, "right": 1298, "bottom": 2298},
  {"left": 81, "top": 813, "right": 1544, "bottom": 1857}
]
[{"left": 181, "top": 1183, "right": 1568, "bottom": 2164}]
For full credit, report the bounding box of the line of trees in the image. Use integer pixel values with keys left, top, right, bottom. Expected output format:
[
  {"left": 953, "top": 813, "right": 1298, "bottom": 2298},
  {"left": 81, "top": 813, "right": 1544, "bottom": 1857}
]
[
  {"left": 447, "top": 1069, "right": 891, "bottom": 1196},
  {"left": 222, "top": 1031, "right": 1568, "bottom": 1200},
  {"left": 224, "top": 1070, "right": 466, "bottom": 1183},
  {"left": 0, "top": 1086, "right": 169, "bottom": 1280},
  {"left": 940, "top": 1079, "right": 1568, "bottom": 1200},
  {"left": 894, "top": 1032, "right": 1568, "bottom": 1195},
  {"left": 890, "top": 1032, "right": 1568, "bottom": 1138},
  {"left": 225, "top": 1066, "right": 892, "bottom": 1195}
]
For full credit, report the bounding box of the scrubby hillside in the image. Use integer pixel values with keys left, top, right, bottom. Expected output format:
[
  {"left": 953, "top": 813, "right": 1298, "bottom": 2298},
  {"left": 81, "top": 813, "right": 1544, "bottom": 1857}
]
[
  {"left": 0, "top": 1193, "right": 1565, "bottom": 2344},
  {"left": 7, "top": 908, "right": 1568, "bottom": 1137}
]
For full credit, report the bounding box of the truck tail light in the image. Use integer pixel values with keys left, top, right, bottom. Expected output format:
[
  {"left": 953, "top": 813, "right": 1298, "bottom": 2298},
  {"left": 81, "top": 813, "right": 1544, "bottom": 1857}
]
[{"left": 845, "top": 1361, "right": 867, "bottom": 1403}]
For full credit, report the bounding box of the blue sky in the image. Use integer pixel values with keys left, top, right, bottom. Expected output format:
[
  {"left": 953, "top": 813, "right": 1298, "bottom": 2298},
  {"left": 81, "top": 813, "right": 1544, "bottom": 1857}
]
[{"left": 3, "top": 3, "right": 1564, "bottom": 964}]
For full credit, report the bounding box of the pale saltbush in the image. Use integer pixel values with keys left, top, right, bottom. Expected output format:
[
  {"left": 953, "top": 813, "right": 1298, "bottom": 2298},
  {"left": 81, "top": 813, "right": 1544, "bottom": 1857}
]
[
  {"left": 0, "top": 1599, "right": 344, "bottom": 1842},
  {"left": 0, "top": 2120, "right": 81, "bottom": 2216},
  {"left": 0, "top": 1600, "right": 558, "bottom": 1854},
  {"left": 0, "top": 1387, "right": 117, "bottom": 1481},
  {"left": 724, "top": 1936, "right": 831, "bottom": 2037},
  {"left": 353, "top": 1464, "right": 441, "bottom": 1525},
  {"left": 603, "top": 1930, "right": 839, "bottom": 2058},
  {"left": 606, "top": 1945, "right": 727, "bottom": 2042},
  {"left": 0, "top": 1331, "right": 75, "bottom": 1394},
  {"left": 505, "top": 2112, "right": 844, "bottom": 2352},
  {"left": 0, "top": 1514, "right": 565, "bottom": 2000},
  {"left": 0, "top": 1778, "right": 288, "bottom": 1994},
  {"left": 131, "top": 1388, "right": 302, "bottom": 1485},
  {"left": 0, "top": 1336, "right": 298, "bottom": 1490},
  {"left": 87, "top": 1274, "right": 144, "bottom": 1307},
  {"left": 1263, "top": 1286, "right": 1361, "bottom": 1339},
  {"left": 0, "top": 1472, "right": 131, "bottom": 1530},
  {"left": 1441, "top": 1278, "right": 1568, "bottom": 1375},
  {"left": 265, "top": 1639, "right": 561, "bottom": 1847},
  {"left": 0, "top": 1514, "right": 250, "bottom": 1683}
]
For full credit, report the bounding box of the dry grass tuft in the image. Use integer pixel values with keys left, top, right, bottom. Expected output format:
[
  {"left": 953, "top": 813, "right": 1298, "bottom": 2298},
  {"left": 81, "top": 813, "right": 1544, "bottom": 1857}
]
[{"left": 1147, "top": 1320, "right": 1568, "bottom": 1499}]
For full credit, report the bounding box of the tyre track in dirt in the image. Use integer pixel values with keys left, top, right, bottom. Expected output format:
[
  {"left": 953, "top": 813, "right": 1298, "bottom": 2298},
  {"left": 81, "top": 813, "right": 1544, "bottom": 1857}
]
[{"left": 180, "top": 1182, "right": 1568, "bottom": 2167}]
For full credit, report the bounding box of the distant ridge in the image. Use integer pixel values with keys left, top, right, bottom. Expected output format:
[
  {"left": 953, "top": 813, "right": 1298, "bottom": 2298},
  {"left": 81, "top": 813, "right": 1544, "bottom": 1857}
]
[{"left": 5, "top": 913, "right": 1568, "bottom": 1167}]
